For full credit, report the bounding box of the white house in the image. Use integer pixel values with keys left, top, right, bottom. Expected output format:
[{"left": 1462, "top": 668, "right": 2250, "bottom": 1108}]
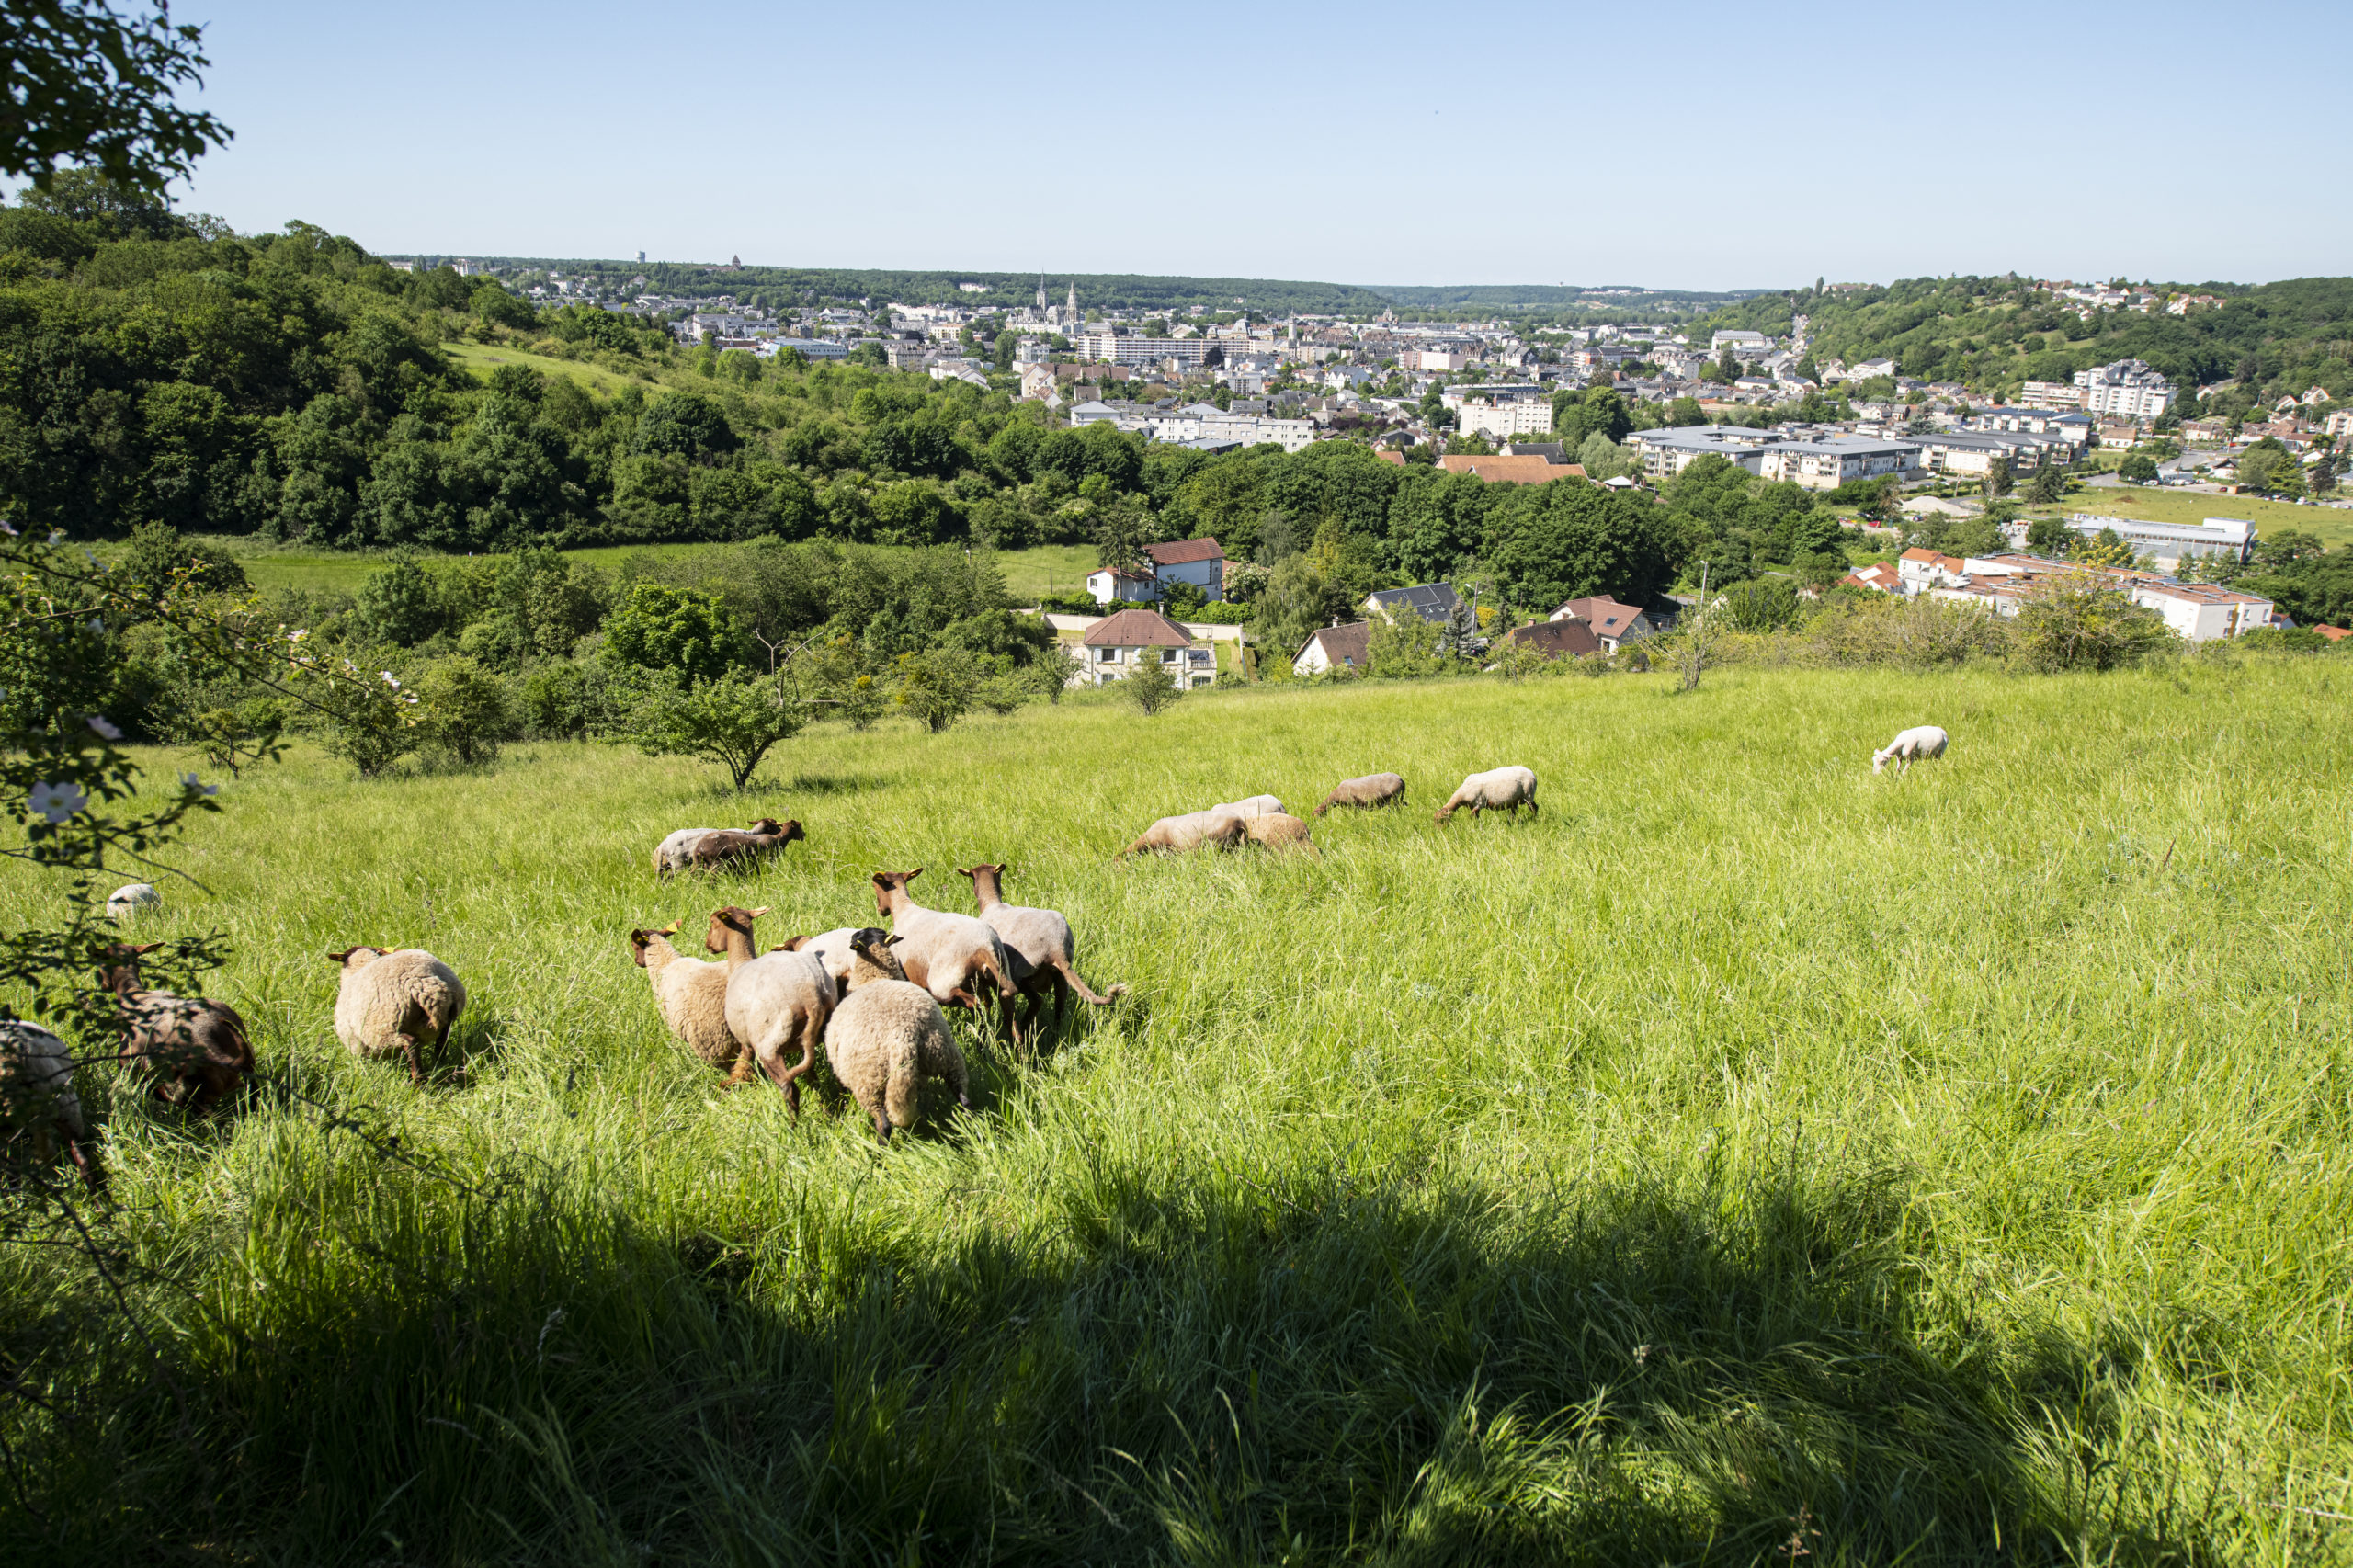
[
  {"left": 1293, "top": 621, "right": 1370, "bottom": 676},
  {"left": 1085, "top": 537, "right": 1227, "bottom": 604},
  {"left": 1078, "top": 608, "right": 1219, "bottom": 688}
]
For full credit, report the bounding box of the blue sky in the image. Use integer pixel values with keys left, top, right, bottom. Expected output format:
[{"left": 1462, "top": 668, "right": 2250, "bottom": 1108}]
[{"left": 152, "top": 0, "right": 2345, "bottom": 290}]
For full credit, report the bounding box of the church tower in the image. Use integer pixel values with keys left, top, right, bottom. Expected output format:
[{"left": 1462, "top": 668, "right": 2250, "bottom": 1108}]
[{"left": 1066, "top": 281, "right": 1078, "bottom": 324}]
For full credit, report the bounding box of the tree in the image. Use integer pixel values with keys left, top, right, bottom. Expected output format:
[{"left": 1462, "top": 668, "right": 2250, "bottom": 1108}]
[
  {"left": 603, "top": 584, "right": 741, "bottom": 681},
  {"left": 631, "top": 392, "right": 739, "bottom": 462},
  {"left": 2015, "top": 573, "right": 2171, "bottom": 671},
  {"left": 2025, "top": 516, "right": 2075, "bottom": 556},
  {"left": 2076, "top": 528, "right": 2135, "bottom": 568},
  {"left": 631, "top": 667, "right": 802, "bottom": 790},
  {"left": 890, "top": 648, "right": 976, "bottom": 733},
  {"left": 1126, "top": 647, "right": 1182, "bottom": 714},
  {"left": 1982, "top": 456, "right": 2013, "bottom": 501},
  {"left": 2026, "top": 462, "right": 2067, "bottom": 505},
  {"left": 0, "top": 2, "right": 232, "bottom": 195},
  {"left": 413, "top": 655, "right": 516, "bottom": 769},
  {"left": 1029, "top": 642, "right": 1082, "bottom": 702},
  {"left": 118, "top": 521, "right": 244, "bottom": 599},
  {"left": 355, "top": 551, "right": 445, "bottom": 646},
  {"left": 2118, "top": 453, "right": 2158, "bottom": 483},
  {"left": 1094, "top": 496, "right": 1155, "bottom": 578}
]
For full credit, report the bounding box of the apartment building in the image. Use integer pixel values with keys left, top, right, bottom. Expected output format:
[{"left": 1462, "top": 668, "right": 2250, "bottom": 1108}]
[
  {"left": 1886, "top": 551, "right": 2271, "bottom": 641},
  {"left": 1760, "top": 435, "right": 1921, "bottom": 489},
  {"left": 1450, "top": 384, "right": 1554, "bottom": 440},
  {"left": 2072, "top": 358, "right": 2174, "bottom": 419}
]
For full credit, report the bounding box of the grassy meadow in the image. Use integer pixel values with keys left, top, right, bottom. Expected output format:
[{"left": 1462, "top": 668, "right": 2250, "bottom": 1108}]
[
  {"left": 4, "top": 660, "right": 2350, "bottom": 1563},
  {"left": 2034, "top": 486, "right": 2353, "bottom": 551}
]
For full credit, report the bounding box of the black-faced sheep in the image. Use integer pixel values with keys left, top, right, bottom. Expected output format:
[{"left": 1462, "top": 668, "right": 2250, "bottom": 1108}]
[
  {"left": 678, "top": 818, "right": 805, "bottom": 873},
  {"left": 824, "top": 929, "right": 969, "bottom": 1143},
  {"left": 98, "top": 942, "right": 255, "bottom": 1112},
  {"left": 1314, "top": 773, "right": 1406, "bottom": 815},
  {"left": 870, "top": 870, "right": 1017, "bottom": 1028},
  {"left": 1118, "top": 809, "right": 1247, "bottom": 858},
  {"left": 629, "top": 923, "right": 748, "bottom": 1082},
  {"left": 709, "top": 905, "right": 835, "bottom": 1115},
  {"left": 328, "top": 947, "right": 468, "bottom": 1085},
  {"left": 0, "top": 1021, "right": 99, "bottom": 1188},
  {"left": 1872, "top": 725, "right": 1949, "bottom": 774},
  {"left": 957, "top": 863, "right": 1124, "bottom": 1040},
  {"left": 1433, "top": 766, "right": 1538, "bottom": 824}
]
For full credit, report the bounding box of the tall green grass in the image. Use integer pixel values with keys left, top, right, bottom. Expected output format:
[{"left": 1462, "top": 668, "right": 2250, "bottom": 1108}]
[{"left": 3, "top": 660, "right": 2347, "bottom": 1563}]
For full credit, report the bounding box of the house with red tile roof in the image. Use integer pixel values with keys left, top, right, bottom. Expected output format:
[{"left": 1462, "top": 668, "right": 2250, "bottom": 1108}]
[
  {"left": 1547, "top": 595, "right": 1658, "bottom": 651},
  {"left": 1078, "top": 608, "right": 1219, "bottom": 688},
  {"left": 1085, "top": 537, "right": 1226, "bottom": 605}
]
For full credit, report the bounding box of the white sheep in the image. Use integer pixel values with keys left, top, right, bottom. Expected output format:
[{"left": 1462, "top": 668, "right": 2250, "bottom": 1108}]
[
  {"left": 1119, "top": 809, "right": 1248, "bottom": 857},
  {"left": 0, "top": 1020, "right": 99, "bottom": 1187},
  {"left": 1433, "top": 766, "right": 1538, "bottom": 824},
  {"left": 629, "top": 923, "right": 746, "bottom": 1081},
  {"left": 710, "top": 905, "right": 836, "bottom": 1117},
  {"left": 652, "top": 827, "right": 719, "bottom": 875},
  {"left": 1872, "top": 725, "right": 1949, "bottom": 774},
  {"left": 777, "top": 927, "right": 867, "bottom": 991},
  {"left": 869, "top": 870, "right": 1018, "bottom": 1025},
  {"left": 824, "top": 930, "right": 970, "bottom": 1142},
  {"left": 106, "top": 882, "right": 161, "bottom": 920},
  {"left": 1207, "top": 794, "right": 1284, "bottom": 820},
  {"left": 957, "top": 864, "right": 1125, "bottom": 1040},
  {"left": 328, "top": 947, "right": 468, "bottom": 1084}
]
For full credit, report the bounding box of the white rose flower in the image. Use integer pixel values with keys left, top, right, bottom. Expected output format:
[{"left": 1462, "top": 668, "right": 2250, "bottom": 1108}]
[{"left": 27, "top": 781, "right": 87, "bottom": 824}]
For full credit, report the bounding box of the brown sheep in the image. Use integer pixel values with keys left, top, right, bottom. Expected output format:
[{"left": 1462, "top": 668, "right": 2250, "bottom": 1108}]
[
  {"left": 98, "top": 942, "right": 256, "bottom": 1112},
  {"left": 679, "top": 818, "right": 805, "bottom": 873},
  {"left": 1238, "top": 812, "right": 1319, "bottom": 856},
  {"left": 1314, "top": 772, "right": 1406, "bottom": 815}
]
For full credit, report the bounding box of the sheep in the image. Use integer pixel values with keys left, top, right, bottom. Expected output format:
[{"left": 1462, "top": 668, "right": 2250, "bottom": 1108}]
[
  {"left": 1207, "top": 794, "right": 1284, "bottom": 820},
  {"left": 1237, "top": 812, "right": 1319, "bottom": 856},
  {"left": 105, "top": 882, "right": 162, "bottom": 920},
  {"left": 678, "top": 817, "right": 805, "bottom": 874},
  {"left": 776, "top": 927, "right": 867, "bottom": 991},
  {"left": 1314, "top": 773, "right": 1406, "bottom": 815},
  {"left": 327, "top": 947, "right": 468, "bottom": 1085},
  {"left": 709, "top": 905, "right": 835, "bottom": 1115},
  {"left": 98, "top": 943, "right": 255, "bottom": 1112},
  {"left": 629, "top": 923, "right": 748, "bottom": 1082},
  {"left": 652, "top": 828, "right": 720, "bottom": 875},
  {"left": 1433, "top": 766, "right": 1539, "bottom": 824},
  {"left": 823, "top": 929, "right": 970, "bottom": 1143},
  {"left": 1872, "top": 725, "right": 1949, "bottom": 775},
  {"left": 1118, "top": 808, "right": 1248, "bottom": 858},
  {"left": 957, "top": 863, "right": 1125, "bottom": 1040},
  {"left": 0, "top": 1021, "right": 99, "bottom": 1188},
  {"left": 869, "top": 870, "right": 1018, "bottom": 1029}
]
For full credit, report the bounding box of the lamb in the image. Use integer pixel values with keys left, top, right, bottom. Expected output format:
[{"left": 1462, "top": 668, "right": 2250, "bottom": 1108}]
[
  {"left": 678, "top": 817, "right": 805, "bottom": 873},
  {"left": 0, "top": 1021, "right": 99, "bottom": 1188},
  {"left": 652, "top": 828, "right": 721, "bottom": 875},
  {"left": 709, "top": 904, "right": 835, "bottom": 1116},
  {"left": 823, "top": 929, "right": 970, "bottom": 1143},
  {"left": 1207, "top": 794, "right": 1284, "bottom": 820},
  {"left": 1237, "top": 812, "right": 1319, "bottom": 855},
  {"left": 870, "top": 870, "right": 1018, "bottom": 1028},
  {"left": 957, "top": 863, "right": 1125, "bottom": 1040},
  {"left": 1871, "top": 725, "right": 1949, "bottom": 775},
  {"left": 1433, "top": 766, "right": 1539, "bottom": 824},
  {"left": 106, "top": 882, "right": 162, "bottom": 920},
  {"left": 629, "top": 923, "right": 748, "bottom": 1081},
  {"left": 1314, "top": 773, "right": 1406, "bottom": 815},
  {"left": 98, "top": 942, "right": 256, "bottom": 1112},
  {"left": 327, "top": 946, "right": 468, "bottom": 1085},
  {"left": 1118, "top": 808, "right": 1248, "bottom": 858}
]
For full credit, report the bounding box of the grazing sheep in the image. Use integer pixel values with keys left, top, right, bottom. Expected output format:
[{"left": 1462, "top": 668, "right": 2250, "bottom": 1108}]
[
  {"left": 709, "top": 905, "right": 835, "bottom": 1115},
  {"left": 98, "top": 943, "right": 255, "bottom": 1112},
  {"left": 1207, "top": 794, "right": 1284, "bottom": 820},
  {"left": 1433, "top": 766, "right": 1539, "bottom": 824},
  {"left": 652, "top": 828, "right": 721, "bottom": 875},
  {"left": 870, "top": 870, "right": 1018, "bottom": 1028},
  {"left": 1872, "top": 725, "right": 1949, "bottom": 775},
  {"left": 0, "top": 1021, "right": 99, "bottom": 1188},
  {"left": 679, "top": 817, "right": 805, "bottom": 873},
  {"left": 824, "top": 930, "right": 970, "bottom": 1143},
  {"left": 777, "top": 927, "right": 867, "bottom": 991},
  {"left": 328, "top": 947, "right": 468, "bottom": 1085},
  {"left": 105, "top": 882, "right": 162, "bottom": 921},
  {"left": 1237, "top": 812, "right": 1319, "bottom": 856},
  {"left": 957, "top": 863, "right": 1125, "bottom": 1040},
  {"left": 629, "top": 923, "right": 747, "bottom": 1081},
  {"left": 1314, "top": 773, "right": 1406, "bottom": 815},
  {"left": 1118, "top": 808, "right": 1248, "bottom": 858}
]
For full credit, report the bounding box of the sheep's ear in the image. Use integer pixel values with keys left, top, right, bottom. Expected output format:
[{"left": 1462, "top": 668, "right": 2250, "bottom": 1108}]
[
  {"left": 131, "top": 941, "right": 164, "bottom": 954},
  {"left": 870, "top": 872, "right": 891, "bottom": 888},
  {"left": 326, "top": 948, "right": 357, "bottom": 963},
  {"left": 654, "top": 921, "right": 680, "bottom": 936},
  {"left": 954, "top": 866, "right": 975, "bottom": 878},
  {"left": 885, "top": 933, "right": 906, "bottom": 947},
  {"left": 748, "top": 905, "right": 770, "bottom": 919},
  {"left": 781, "top": 936, "right": 812, "bottom": 950}
]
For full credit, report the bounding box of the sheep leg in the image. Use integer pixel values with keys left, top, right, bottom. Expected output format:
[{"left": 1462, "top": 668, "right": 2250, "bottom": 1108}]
[
  {"left": 392, "top": 1031, "right": 425, "bottom": 1085},
  {"left": 64, "top": 1135, "right": 102, "bottom": 1192},
  {"left": 724, "top": 1049, "right": 756, "bottom": 1087}
]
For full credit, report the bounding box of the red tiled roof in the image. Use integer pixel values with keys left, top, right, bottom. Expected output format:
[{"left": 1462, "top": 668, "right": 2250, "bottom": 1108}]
[
  {"left": 1081, "top": 608, "right": 1194, "bottom": 649},
  {"left": 1506, "top": 619, "right": 1602, "bottom": 658},
  {"left": 1145, "top": 537, "right": 1224, "bottom": 565},
  {"left": 1556, "top": 596, "right": 1642, "bottom": 636},
  {"left": 1438, "top": 455, "right": 1586, "bottom": 485},
  {"left": 2312, "top": 624, "right": 2350, "bottom": 642}
]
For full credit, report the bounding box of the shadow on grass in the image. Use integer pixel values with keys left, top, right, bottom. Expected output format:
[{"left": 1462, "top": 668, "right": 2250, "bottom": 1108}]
[{"left": 0, "top": 1144, "right": 2215, "bottom": 1565}]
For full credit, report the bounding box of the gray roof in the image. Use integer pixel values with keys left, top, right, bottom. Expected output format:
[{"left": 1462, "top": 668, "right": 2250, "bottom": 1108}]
[{"left": 1366, "top": 583, "right": 1461, "bottom": 625}]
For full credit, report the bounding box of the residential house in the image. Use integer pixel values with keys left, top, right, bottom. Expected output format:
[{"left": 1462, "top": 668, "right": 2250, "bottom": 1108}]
[
  {"left": 2097, "top": 422, "right": 2143, "bottom": 451},
  {"left": 1841, "top": 562, "right": 1903, "bottom": 593},
  {"left": 1502, "top": 619, "right": 1602, "bottom": 660},
  {"left": 1883, "top": 550, "right": 2272, "bottom": 640},
  {"left": 1548, "top": 595, "right": 1656, "bottom": 651},
  {"left": 1438, "top": 453, "right": 1585, "bottom": 484},
  {"left": 1084, "top": 537, "right": 1227, "bottom": 604},
  {"left": 1079, "top": 608, "right": 1218, "bottom": 688},
  {"left": 1365, "top": 583, "right": 1461, "bottom": 625},
  {"left": 1293, "top": 621, "right": 1371, "bottom": 676}
]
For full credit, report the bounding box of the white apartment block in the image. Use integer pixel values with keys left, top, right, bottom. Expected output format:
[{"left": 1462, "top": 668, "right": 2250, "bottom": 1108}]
[
  {"left": 1459, "top": 398, "right": 1555, "bottom": 439},
  {"left": 1073, "top": 333, "right": 1217, "bottom": 369},
  {"left": 1759, "top": 435, "right": 1919, "bottom": 489},
  {"left": 2072, "top": 358, "right": 2174, "bottom": 419}
]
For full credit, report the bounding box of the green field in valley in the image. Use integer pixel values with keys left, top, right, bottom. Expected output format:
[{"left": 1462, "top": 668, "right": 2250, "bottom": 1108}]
[
  {"left": 5, "top": 659, "right": 2347, "bottom": 1562},
  {"left": 2029, "top": 486, "right": 2353, "bottom": 551}
]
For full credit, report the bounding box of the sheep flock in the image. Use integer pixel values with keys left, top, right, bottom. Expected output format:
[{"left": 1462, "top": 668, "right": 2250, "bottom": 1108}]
[{"left": 10, "top": 724, "right": 1946, "bottom": 1176}]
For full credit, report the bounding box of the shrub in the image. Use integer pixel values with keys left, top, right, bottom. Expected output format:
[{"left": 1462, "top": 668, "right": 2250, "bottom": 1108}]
[
  {"left": 322, "top": 665, "right": 423, "bottom": 778},
  {"left": 1365, "top": 614, "right": 1450, "bottom": 679},
  {"left": 1806, "top": 595, "right": 2013, "bottom": 668},
  {"left": 2015, "top": 573, "right": 2172, "bottom": 672},
  {"left": 890, "top": 649, "right": 977, "bottom": 733},
  {"left": 603, "top": 584, "right": 742, "bottom": 681},
  {"left": 630, "top": 667, "right": 802, "bottom": 790},
  {"left": 413, "top": 656, "right": 517, "bottom": 768},
  {"left": 1127, "top": 649, "right": 1182, "bottom": 715}
]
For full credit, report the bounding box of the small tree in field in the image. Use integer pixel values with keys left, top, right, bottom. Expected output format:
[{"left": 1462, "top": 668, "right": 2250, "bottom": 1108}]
[
  {"left": 631, "top": 668, "right": 802, "bottom": 790},
  {"left": 2015, "top": 572, "right": 2172, "bottom": 672},
  {"left": 1128, "top": 649, "right": 1182, "bottom": 715}
]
